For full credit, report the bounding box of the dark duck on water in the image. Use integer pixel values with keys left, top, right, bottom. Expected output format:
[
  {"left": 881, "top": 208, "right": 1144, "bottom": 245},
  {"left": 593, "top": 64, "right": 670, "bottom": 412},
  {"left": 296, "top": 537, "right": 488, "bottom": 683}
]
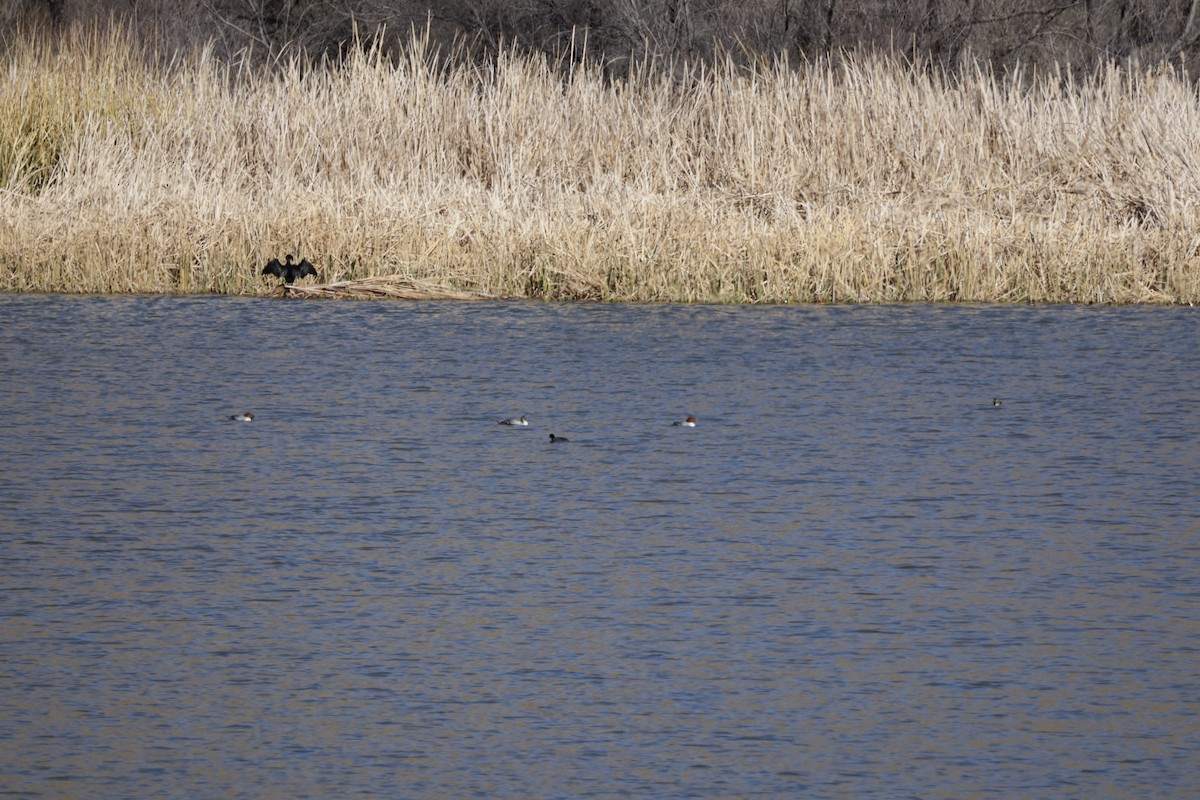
[{"left": 263, "top": 255, "right": 320, "bottom": 284}]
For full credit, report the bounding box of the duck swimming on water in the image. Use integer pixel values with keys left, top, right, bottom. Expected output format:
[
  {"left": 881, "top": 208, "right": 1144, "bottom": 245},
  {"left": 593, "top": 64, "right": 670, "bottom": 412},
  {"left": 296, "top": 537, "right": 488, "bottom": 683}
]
[
  {"left": 549, "top": 434, "right": 569, "bottom": 443},
  {"left": 262, "top": 255, "right": 320, "bottom": 284},
  {"left": 672, "top": 415, "right": 697, "bottom": 427},
  {"left": 229, "top": 412, "right": 255, "bottom": 422},
  {"left": 499, "top": 415, "right": 529, "bottom": 426}
]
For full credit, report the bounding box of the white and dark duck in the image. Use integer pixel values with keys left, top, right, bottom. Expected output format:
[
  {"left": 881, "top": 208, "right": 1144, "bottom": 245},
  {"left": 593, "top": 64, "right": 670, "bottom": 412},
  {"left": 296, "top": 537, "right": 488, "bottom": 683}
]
[{"left": 262, "top": 255, "right": 320, "bottom": 285}]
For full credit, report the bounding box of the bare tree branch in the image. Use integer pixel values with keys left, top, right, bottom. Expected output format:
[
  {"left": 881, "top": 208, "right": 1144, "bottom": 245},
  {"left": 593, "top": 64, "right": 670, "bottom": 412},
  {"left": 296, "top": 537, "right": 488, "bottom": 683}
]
[{"left": 1171, "top": 0, "right": 1200, "bottom": 55}]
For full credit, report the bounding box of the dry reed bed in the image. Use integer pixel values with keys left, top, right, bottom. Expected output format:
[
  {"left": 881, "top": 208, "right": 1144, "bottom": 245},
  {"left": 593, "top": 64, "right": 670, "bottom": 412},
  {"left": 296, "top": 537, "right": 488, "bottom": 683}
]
[{"left": 3, "top": 26, "right": 1200, "bottom": 303}]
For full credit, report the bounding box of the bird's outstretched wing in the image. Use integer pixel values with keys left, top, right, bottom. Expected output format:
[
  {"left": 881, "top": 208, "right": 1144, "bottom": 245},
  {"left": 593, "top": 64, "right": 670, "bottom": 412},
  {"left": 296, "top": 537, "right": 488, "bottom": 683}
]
[
  {"left": 262, "top": 258, "right": 284, "bottom": 278},
  {"left": 297, "top": 259, "right": 320, "bottom": 280}
]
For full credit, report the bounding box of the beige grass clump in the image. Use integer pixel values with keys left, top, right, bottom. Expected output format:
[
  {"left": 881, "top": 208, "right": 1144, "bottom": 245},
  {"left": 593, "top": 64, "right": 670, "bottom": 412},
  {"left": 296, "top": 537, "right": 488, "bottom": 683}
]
[{"left": 2, "top": 25, "right": 1200, "bottom": 303}]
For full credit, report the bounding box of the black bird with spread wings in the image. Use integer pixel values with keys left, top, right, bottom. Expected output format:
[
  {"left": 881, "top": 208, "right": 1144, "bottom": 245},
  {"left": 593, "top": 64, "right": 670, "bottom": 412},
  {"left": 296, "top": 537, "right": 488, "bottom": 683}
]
[{"left": 262, "top": 254, "right": 320, "bottom": 284}]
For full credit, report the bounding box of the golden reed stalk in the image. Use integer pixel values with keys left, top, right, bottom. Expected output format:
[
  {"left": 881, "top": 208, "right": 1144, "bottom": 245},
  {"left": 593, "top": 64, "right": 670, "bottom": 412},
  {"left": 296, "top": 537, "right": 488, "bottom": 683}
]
[{"left": 3, "top": 25, "right": 1198, "bottom": 303}]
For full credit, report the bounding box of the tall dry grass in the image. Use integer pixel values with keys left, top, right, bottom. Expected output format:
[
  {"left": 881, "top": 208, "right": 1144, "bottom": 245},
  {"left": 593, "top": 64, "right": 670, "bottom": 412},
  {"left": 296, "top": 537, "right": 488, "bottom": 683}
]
[{"left": 3, "top": 25, "right": 1200, "bottom": 302}]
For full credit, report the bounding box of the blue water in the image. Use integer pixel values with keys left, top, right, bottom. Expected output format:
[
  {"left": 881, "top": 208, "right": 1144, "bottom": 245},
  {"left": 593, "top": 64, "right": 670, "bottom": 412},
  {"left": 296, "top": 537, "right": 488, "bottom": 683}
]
[{"left": 1, "top": 295, "right": 1197, "bottom": 798}]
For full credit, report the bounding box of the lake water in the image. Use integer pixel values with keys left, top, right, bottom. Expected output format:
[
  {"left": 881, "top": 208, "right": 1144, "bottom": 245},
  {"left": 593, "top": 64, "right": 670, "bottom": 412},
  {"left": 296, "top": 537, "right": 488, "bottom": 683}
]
[{"left": 0, "top": 295, "right": 1197, "bottom": 799}]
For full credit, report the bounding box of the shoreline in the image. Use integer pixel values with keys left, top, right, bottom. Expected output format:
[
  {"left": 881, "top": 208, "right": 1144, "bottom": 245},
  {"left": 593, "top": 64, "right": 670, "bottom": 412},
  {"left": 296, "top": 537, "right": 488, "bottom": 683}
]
[{"left": 2, "top": 287, "right": 1191, "bottom": 307}]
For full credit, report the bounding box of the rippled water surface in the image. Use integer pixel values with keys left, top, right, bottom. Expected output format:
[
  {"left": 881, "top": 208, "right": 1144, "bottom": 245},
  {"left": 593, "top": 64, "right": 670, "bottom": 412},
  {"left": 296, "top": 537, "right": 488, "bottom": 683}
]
[{"left": 1, "top": 295, "right": 1198, "bottom": 799}]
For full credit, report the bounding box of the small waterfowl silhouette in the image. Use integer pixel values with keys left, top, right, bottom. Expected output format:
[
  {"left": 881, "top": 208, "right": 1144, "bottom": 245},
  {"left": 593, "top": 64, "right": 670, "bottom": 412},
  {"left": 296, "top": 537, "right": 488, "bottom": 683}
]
[
  {"left": 262, "top": 255, "right": 320, "bottom": 285},
  {"left": 991, "top": 398, "right": 1003, "bottom": 407},
  {"left": 229, "top": 412, "right": 255, "bottom": 422},
  {"left": 498, "top": 415, "right": 529, "bottom": 426},
  {"left": 672, "top": 415, "right": 698, "bottom": 427},
  {"left": 549, "top": 434, "right": 569, "bottom": 443}
]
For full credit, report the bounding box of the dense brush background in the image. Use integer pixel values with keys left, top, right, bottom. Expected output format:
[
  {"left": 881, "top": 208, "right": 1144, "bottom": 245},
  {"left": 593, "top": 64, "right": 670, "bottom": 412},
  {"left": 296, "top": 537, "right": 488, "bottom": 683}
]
[{"left": 8, "top": 0, "right": 1200, "bottom": 75}]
